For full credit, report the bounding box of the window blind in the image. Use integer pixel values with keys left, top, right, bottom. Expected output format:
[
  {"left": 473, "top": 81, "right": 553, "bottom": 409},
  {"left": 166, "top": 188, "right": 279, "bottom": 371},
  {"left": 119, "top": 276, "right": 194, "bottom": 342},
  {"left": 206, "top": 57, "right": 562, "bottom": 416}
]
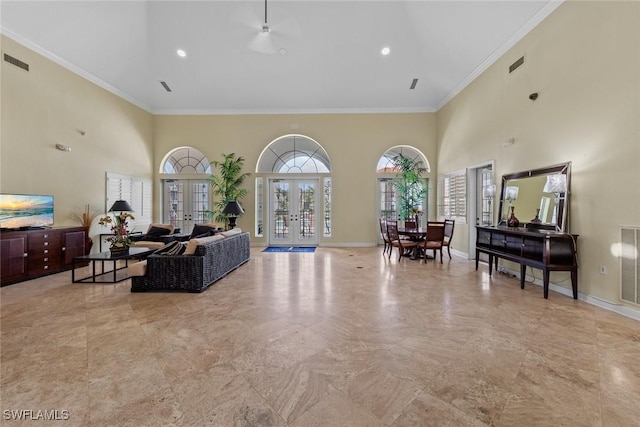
[
  {"left": 437, "top": 171, "right": 467, "bottom": 221},
  {"left": 106, "top": 173, "right": 152, "bottom": 230}
]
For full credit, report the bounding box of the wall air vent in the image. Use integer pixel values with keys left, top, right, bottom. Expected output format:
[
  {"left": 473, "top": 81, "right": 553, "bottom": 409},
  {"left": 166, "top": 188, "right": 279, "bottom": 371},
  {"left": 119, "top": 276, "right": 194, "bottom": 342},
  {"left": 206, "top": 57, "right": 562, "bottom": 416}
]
[
  {"left": 509, "top": 56, "right": 525, "bottom": 73},
  {"left": 410, "top": 78, "right": 418, "bottom": 90},
  {"left": 160, "top": 81, "right": 172, "bottom": 92},
  {"left": 620, "top": 227, "right": 640, "bottom": 306},
  {"left": 3, "top": 53, "right": 29, "bottom": 71}
]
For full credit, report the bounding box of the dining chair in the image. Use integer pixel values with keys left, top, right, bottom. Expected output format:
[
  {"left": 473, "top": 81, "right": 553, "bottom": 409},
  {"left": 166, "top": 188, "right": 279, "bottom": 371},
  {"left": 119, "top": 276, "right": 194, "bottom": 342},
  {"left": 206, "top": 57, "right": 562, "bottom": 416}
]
[
  {"left": 420, "top": 221, "right": 446, "bottom": 263},
  {"left": 379, "top": 218, "right": 391, "bottom": 256},
  {"left": 403, "top": 220, "right": 417, "bottom": 229},
  {"left": 386, "top": 220, "right": 420, "bottom": 261},
  {"left": 443, "top": 219, "right": 455, "bottom": 259}
]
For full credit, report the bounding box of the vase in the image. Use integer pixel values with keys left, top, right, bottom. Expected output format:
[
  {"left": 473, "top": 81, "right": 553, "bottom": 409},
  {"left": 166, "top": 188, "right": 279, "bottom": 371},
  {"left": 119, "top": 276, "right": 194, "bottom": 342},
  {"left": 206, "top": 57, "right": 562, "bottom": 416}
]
[
  {"left": 530, "top": 208, "right": 542, "bottom": 224},
  {"left": 507, "top": 206, "right": 520, "bottom": 228},
  {"left": 109, "top": 246, "right": 130, "bottom": 256}
]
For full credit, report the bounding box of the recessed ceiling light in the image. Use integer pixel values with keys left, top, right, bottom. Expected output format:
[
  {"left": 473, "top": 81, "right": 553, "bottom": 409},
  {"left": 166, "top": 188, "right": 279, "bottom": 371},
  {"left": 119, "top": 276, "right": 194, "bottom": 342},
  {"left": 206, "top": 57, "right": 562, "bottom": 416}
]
[
  {"left": 381, "top": 47, "right": 390, "bottom": 56},
  {"left": 176, "top": 49, "right": 187, "bottom": 58}
]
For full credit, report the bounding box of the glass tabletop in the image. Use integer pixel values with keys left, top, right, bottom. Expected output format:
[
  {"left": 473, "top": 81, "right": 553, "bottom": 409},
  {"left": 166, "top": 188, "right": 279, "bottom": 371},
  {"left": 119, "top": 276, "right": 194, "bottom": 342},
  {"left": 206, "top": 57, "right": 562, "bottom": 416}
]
[{"left": 74, "top": 246, "right": 156, "bottom": 261}]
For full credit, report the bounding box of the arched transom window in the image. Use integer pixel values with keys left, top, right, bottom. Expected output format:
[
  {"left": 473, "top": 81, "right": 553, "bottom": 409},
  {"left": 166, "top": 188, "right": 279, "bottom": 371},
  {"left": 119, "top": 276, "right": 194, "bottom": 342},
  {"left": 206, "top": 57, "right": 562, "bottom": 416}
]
[
  {"left": 161, "top": 146, "right": 211, "bottom": 174},
  {"left": 376, "top": 146, "right": 430, "bottom": 173},
  {"left": 257, "top": 135, "right": 331, "bottom": 173}
]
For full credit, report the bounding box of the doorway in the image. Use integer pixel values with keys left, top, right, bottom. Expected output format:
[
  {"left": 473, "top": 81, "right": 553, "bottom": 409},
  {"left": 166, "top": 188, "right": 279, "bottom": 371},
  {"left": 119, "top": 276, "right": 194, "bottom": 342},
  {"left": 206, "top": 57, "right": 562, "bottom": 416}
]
[
  {"left": 162, "top": 180, "right": 210, "bottom": 234},
  {"left": 468, "top": 163, "right": 494, "bottom": 260},
  {"left": 268, "top": 179, "right": 319, "bottom": 246}
]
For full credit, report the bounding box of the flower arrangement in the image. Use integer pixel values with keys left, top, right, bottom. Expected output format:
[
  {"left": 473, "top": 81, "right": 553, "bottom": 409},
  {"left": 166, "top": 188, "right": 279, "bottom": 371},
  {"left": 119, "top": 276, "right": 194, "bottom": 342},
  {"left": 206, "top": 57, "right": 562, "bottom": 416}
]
[{"left": 99, "top": 212, "right": 135, "bottom": 249}]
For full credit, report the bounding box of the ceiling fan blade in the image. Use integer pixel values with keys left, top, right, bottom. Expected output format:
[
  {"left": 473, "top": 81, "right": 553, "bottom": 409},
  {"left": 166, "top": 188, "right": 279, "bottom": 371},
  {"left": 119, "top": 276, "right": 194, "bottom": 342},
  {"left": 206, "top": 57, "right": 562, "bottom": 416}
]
[
  {"left": 228, "top": 4, "right": 263, "bottom": 36},
  {"left": 269, "top": 16, "right": 301, "bottom": 38},
  {"left": 248, "top": 33, "right": 277, "bottom": 55}
]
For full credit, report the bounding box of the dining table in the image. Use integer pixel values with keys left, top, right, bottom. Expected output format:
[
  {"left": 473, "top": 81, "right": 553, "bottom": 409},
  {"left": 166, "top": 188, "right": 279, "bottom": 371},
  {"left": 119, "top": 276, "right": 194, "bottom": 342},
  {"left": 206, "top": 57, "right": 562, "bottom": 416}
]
[
  {"left": 397, "top": 227, "right": 430, "bottom": 259},
  {"left": 398, "top": 227, "right": 427, "bottom": 240}
]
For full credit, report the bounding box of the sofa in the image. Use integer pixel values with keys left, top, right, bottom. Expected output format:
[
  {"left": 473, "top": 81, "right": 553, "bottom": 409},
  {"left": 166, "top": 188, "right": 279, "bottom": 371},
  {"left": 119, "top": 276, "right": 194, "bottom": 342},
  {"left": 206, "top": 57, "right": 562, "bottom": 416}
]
[{"left": 129, "top": 229, "right": 250, "bottom": 293}]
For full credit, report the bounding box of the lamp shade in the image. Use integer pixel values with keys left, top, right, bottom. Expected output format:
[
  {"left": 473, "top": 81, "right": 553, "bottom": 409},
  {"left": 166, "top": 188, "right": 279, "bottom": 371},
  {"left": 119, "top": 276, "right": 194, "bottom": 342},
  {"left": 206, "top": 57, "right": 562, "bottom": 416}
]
[
  {"left": 543, "top": 174, "right": 567, "bottom": 194},
  {"left": 108, "top": 200, "right": 133, "bottom": 212},
  {"left": 222, "top": 200, "right": 244, "bottom": 216},
  {"left": 505, "top": 186, "right": 519, "bottom": 201},
  {"left": 483, "top": 184, "right": 496, "bottom": 199}
]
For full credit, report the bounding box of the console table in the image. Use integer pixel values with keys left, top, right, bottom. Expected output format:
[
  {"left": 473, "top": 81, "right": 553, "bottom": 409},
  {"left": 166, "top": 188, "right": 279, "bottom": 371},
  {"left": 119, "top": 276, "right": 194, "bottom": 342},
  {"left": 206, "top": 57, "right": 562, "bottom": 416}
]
[
  {"left": 1, "top": 226, "right": 87, "bottom": 286},
  {"left": 475, "top": 225, "right": 578, "bottom": 299}
]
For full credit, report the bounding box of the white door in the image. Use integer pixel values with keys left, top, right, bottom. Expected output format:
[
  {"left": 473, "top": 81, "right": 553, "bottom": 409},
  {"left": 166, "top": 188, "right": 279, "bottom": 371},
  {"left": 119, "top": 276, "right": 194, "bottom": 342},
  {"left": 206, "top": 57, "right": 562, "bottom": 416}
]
[
  {"left": 269, "top": 179, "right": 319, "bottom": 246},
  {"left": 163, "top": 180, "right": 210, "bottom": 234},
  {"left": 468, "top": 165, "right": 494, "bottom": 261}
]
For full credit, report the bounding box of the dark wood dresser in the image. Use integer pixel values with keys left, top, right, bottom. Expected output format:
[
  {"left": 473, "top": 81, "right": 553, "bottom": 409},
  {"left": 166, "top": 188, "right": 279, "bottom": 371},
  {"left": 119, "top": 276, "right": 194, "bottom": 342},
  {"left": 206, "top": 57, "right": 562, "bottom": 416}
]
[
  {"left": 1, "top": 226, "right": 87, "bottom": 286},
  {"left": 475, "top": 225, "right": 578, "bottom": 299}
]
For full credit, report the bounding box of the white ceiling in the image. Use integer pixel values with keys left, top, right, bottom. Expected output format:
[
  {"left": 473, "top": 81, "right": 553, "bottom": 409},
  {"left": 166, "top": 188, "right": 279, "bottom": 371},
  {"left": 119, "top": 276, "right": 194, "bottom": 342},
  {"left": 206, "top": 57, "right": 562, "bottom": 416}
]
[{"left": 0, "top": 1, "right": 560, "bottom": 114}]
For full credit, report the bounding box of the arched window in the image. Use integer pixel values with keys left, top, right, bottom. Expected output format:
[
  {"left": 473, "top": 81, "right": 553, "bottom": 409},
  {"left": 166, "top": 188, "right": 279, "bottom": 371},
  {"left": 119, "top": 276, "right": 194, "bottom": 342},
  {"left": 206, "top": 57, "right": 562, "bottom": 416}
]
[
  {"left": 377, "top": 146, "right": 430, "bottom": 224},
  {"left": 376, "top": 146, "right": 430, "bottom": 173},
  {"left": 160, "top": 146, "right": 211, "bottom": 174},
  {"left": 159, "top": 146, "right": 211, "bottom": 234},
  {"left": 257, "top": 135, "right": 331, "bottom": 173},
  {"left": 255, "top": 135, "right": 332, "bottom": 241}
]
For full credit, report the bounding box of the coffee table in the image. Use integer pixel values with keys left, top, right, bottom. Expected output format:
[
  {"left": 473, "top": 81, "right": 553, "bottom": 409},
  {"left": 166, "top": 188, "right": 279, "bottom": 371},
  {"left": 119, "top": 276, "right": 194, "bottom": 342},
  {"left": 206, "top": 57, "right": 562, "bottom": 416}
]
[{"left": 72, "top": 247, "right": 156, "bottom": 283}]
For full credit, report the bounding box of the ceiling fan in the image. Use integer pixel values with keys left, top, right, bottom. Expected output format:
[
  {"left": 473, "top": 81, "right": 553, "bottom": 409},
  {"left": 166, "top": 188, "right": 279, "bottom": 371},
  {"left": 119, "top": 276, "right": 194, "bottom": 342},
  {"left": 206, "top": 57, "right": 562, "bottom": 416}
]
[{"left": 230, "top": 0, "right": 301, "bottom": 55}]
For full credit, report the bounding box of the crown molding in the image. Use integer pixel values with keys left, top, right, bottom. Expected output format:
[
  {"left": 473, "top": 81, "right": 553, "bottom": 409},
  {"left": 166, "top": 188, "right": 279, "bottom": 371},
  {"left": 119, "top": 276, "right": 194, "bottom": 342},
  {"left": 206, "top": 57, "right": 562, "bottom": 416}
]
[{"left": 1, "top": 26, "right": 152, "bottom": 113}]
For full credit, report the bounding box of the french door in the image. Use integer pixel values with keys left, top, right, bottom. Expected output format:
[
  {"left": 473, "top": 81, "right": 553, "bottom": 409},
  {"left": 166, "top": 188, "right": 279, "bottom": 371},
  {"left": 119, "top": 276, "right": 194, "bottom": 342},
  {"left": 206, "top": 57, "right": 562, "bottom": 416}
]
[
  {"left": 162, "top": 180, "right": 210, "bottom": 234},
  {"left": 469, "top": 163, "right": 494, "bottom": 261},
  {"left": 268, "top": 179, "right": 319, "bottom": 246}
]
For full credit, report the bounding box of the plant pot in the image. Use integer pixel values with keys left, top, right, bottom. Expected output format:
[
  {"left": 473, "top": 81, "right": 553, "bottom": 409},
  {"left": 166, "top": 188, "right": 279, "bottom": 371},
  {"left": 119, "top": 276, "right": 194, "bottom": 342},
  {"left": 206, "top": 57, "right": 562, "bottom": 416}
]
[{"left": 109, "top": 246, "right": 130, "bottom": 256}]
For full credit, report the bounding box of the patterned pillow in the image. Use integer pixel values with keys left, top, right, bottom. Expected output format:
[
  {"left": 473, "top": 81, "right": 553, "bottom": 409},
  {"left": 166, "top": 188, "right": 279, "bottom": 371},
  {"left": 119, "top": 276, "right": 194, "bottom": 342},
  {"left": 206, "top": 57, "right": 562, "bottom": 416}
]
[{"left": 153, "top": 241, "right": 186, "bottom": 256}]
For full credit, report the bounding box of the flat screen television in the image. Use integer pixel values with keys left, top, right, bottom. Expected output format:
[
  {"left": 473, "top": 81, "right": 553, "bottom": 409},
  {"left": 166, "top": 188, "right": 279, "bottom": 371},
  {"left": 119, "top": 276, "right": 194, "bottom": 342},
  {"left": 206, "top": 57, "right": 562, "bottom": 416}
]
[{"left": 0, "top": 194, "right": 54, "bottom": 229}]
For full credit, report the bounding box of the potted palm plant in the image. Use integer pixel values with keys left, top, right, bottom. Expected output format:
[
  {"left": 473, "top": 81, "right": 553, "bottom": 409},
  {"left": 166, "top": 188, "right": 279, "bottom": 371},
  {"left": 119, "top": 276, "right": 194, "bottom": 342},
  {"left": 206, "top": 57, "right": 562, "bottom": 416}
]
[
  {"left": 392, "top": 154, "right": 428, "bottom": 224},
  {"left": 207, "top": 153, "right": 251, "bottom": 228}
]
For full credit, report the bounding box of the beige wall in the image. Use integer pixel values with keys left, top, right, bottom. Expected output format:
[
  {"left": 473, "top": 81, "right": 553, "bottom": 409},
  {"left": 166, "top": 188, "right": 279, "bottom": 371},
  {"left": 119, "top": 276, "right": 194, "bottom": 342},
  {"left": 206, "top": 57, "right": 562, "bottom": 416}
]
[
  {"left": 1, "top": 36, "right": 154, "bottom": 234},
  {"left": 154, "top": 113, "right": 437, "bottom": 245},
  {"left": 437, "top": 1, "right": 640, "bottom": 308},
  {"left": 3, "top": 1, "right": 639, "bottom": 315}
]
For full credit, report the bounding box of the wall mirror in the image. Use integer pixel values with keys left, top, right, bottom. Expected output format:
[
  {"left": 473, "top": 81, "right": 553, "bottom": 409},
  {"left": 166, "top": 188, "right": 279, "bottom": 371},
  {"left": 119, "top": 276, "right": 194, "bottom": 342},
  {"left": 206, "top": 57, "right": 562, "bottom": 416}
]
[{"left": 498, "top": 162, "right": 571, "bottom": 232}]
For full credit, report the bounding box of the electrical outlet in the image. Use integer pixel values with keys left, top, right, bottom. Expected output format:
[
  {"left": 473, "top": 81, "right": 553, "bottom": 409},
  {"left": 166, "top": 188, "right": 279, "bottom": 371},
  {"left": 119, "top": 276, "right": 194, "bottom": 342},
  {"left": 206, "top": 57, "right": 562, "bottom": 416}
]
[{"left": 600, "top": 265, "right": 607, "bottom": 275}]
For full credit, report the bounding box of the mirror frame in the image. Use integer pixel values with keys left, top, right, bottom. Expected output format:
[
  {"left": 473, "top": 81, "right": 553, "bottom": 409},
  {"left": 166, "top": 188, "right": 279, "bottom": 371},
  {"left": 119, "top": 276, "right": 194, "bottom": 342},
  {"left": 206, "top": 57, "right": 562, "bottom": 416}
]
[{"left": 498, "top": 162, "right": 571, "bottom": 232}]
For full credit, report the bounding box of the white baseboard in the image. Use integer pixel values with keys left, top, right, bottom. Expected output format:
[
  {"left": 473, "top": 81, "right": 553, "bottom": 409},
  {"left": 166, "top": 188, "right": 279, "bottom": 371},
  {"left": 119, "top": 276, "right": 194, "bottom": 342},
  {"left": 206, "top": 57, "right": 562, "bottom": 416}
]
[{"left": 497, "top": 265, "right": 640, "bottom": 322}]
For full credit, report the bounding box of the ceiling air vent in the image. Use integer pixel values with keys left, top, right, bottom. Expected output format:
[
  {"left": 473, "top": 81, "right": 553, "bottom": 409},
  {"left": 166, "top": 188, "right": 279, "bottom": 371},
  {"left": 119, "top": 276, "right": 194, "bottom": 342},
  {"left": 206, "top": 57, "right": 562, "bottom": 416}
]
[
  {"left": 509, "top": 56, "right": 525, "bottom": 73},
  {"left": 160, "top": 81, "right": 172, "bottom": 92},
  {"left": 409, "top": 78, "right": 419, "bottom": 90},
  {"left": 3, "top": 53, "right": 29, "bottom": 71}
]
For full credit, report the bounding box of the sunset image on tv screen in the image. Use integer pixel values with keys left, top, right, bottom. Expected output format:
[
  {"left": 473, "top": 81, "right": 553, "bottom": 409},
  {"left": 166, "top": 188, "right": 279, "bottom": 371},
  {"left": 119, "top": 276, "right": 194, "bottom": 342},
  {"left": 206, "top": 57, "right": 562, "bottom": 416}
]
[{"left": 0, "top": 194, "right": 54, "bottom": 228}]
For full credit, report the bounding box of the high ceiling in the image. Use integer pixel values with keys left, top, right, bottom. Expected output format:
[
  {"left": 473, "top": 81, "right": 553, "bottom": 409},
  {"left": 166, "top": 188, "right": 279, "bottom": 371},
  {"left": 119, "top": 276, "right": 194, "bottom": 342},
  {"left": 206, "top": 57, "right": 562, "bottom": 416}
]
[{"left": 0, "top": 1, "right": 560, "bottom": 114}]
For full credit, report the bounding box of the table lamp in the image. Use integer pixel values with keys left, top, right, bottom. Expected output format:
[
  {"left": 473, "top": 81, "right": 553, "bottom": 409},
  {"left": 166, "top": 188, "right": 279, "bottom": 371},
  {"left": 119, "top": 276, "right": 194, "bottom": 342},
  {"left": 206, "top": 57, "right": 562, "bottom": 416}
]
[
  {"left": 483, "top": 184, "right": 496, "bottom": 225},
  {"left": 543, "top": 174, "right": 567, "bottom": 229},
  {"left": 222, "top": 200, "right": 244, "bottom": 229}
]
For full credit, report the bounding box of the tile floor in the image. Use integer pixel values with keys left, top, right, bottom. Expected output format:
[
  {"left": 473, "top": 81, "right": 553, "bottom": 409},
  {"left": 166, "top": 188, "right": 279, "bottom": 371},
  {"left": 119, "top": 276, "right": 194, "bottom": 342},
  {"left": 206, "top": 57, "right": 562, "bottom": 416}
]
[{"left": 1, "top": 247, "right": 639, "bottom": 426}]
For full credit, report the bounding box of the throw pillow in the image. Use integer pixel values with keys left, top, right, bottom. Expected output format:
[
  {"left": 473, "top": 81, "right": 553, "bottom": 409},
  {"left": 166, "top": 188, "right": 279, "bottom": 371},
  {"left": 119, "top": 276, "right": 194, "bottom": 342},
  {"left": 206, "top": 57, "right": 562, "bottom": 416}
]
[
  {"left": 193, "top": 230, "right": 214, "bottom": 239},
  {"left": 153, "top": 241, "right": 186, "bottom": 256},
  {"left": 146, "top": 226, "right": 172, "bottom": 238},
  {"left": 190, "top": 224, "right": 218, "bottom": 239}
]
